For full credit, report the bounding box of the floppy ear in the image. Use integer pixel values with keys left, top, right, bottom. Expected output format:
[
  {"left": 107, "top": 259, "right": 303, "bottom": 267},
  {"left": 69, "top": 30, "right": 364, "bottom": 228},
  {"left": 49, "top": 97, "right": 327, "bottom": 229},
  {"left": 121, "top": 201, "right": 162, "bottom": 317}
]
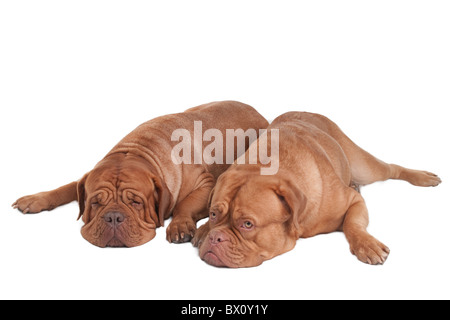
[
  {"left": 207, "top": 186, "right": 215, "bottom": 209},
  {"left": 76, "top": 172, "right": 90, "bottom": 221},
  {"left": 151, "top": 175, "right": 173, "bottom": 227},
  {"left": 212, "top": 170, "right": 245, "bottom": 213},
  {"left": 273, "top": 174, "right": 307, "bottom": 234}
]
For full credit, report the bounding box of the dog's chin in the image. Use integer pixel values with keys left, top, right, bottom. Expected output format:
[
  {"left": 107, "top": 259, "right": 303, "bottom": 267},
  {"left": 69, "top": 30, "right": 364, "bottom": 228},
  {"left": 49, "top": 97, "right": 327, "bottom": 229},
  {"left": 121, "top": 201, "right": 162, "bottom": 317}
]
[
  {"left": 81, "top": 220, "right": 157, "bottom": 248},
  {"left": 202, "top": 251, "right": 229, "bottom": 268},
  {"left": 199, "top": 244, "right": 235, "bottom": 268},
  {"left": 106, "top": 237, "right": 126, "bottom": 248}
]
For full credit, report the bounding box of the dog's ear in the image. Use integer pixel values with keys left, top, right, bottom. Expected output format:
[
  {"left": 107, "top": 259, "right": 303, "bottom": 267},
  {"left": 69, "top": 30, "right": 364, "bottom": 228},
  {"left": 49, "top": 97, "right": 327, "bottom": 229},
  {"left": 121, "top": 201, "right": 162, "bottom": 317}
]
[
  {"left": 76, "top": 172, "right": 90, "bottom": 221},
  {"left": 208, "top": 166, "right": 247, "bottom": 214},
  {"left": 207, "top": 186, "right": 215, "bottom": 209},
  {"left": 150, "top": 174, "right": 173, "bottom": 227},
  {"left": 272, "top": 174, "right": 307, "bottom": 235}
]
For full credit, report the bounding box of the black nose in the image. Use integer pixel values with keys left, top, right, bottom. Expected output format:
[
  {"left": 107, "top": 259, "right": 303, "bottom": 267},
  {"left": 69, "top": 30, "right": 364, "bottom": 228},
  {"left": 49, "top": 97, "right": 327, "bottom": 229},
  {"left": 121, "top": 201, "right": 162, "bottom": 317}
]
[{"left": 103, "top": 212, "right": 125, "bottom": 227}]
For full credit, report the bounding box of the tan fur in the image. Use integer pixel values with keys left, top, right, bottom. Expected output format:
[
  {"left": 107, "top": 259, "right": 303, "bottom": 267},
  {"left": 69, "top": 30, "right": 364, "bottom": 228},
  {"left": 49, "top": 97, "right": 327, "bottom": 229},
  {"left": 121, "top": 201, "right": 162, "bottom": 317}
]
[
  {"left": 12, "top": 101, "right": 268, "bottom": 247},
  {"left": 193, "top": 112, "right": 441, "bottom": 267}
]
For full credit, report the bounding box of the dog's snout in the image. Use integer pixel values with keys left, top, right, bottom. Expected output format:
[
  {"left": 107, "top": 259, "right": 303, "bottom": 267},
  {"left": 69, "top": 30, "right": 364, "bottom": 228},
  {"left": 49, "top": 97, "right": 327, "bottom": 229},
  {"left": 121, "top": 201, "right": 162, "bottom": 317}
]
[
  {"left": 209, "top": 230, "right": 230, "bottom": 245},
  {"left": 103, "top": 212, "right": 125, "bottom": 227}
]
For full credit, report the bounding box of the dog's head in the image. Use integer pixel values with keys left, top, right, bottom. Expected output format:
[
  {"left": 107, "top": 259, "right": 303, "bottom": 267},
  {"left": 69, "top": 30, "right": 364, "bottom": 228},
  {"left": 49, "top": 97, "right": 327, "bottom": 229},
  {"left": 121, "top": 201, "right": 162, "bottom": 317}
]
[
  {"left": 77, "top": 153, "right": 171, "bottom": 247},
  {"left": 197, "top": 166, "right": 306, "bottom": 268}
]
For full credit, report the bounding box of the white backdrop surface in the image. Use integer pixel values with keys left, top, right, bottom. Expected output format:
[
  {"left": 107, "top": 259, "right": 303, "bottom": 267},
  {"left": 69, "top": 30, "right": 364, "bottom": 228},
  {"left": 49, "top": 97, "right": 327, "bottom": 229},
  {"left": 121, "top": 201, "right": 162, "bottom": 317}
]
[{"left": 1, "top": 1, "right": 449, "bottom": 300}]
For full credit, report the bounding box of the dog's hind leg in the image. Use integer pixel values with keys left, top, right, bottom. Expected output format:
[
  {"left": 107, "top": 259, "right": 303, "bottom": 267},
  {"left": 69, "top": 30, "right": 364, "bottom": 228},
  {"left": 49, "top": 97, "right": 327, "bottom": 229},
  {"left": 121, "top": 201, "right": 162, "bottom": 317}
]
[
  {"left": 337, "top": 139, "right": 441, "bottom": 188},
  {"left": 294, "top": 112, "right": 442, "bottom": 188}
]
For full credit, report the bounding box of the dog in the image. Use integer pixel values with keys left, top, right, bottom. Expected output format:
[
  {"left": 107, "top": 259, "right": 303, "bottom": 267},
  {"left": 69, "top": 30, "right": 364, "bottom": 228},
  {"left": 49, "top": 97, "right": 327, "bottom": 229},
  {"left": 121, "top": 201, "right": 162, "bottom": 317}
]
[
  {"left": 12, "top": 101, "right": 268, "bottom": 247},
  {"left": 193, "top": 111, "right": 441, "bottom": 267}
]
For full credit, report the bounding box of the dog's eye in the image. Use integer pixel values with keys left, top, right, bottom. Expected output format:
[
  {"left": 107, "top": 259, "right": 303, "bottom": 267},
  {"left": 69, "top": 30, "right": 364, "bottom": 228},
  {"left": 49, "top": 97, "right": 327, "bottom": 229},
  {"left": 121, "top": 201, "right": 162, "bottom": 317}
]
[
  {"left": 91, "top": 199, "right": 100, "bottom": 208},
  {"left": 131, "top": 200, "right": 143, "bottom": 209},
  {"left": 243, "top": 221, "right": 253, "bottom": 229},
  {"left": 210, "top": 212, "right": 217, "bottom": 220}
]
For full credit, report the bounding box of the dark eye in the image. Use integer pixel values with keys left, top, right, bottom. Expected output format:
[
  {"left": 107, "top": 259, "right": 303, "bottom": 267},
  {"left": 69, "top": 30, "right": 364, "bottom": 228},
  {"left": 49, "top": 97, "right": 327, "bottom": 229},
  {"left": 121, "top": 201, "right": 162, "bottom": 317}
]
[
  {"left": 91, "top": 201, "right": 99, "bottom": 208},
  {"left": 243, "top": 221, "right": 253, "bottom": 229},
  {"left": 131, "top": 200, "right": 143, "bottom": 209},
  {"left": 210, "top": 212, "right": 217, "bottom": 220}
]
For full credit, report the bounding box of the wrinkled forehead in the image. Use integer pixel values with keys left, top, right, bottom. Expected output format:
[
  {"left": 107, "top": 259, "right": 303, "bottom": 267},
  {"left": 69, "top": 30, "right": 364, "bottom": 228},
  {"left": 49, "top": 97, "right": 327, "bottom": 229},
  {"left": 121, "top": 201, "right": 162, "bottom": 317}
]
[
  {"left": 86, "top": 162, "right": 153, "bottom": 194},
  {"left": 211, "top": 177, "right": 283, "bottom": 217},
  {"left": 234, "top": 182, "right": 283, "bottom": 214}
]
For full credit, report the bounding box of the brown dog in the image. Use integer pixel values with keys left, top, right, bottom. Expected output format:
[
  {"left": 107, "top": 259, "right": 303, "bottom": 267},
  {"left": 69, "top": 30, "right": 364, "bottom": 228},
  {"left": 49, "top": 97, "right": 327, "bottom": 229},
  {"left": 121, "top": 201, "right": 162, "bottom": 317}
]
[
  {"left": 193, "top": 112, "right": 441, "bottom": 267},
  {"left": 12, "top": 101, "right": 268, "bottom": 247}
]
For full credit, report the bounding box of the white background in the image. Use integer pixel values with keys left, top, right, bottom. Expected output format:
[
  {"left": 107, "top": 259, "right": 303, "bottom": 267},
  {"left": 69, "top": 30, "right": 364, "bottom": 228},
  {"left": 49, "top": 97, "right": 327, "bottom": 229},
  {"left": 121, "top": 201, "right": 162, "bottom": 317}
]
[{"left": 1, "top": 0, "right": 449, "bottom": 300}]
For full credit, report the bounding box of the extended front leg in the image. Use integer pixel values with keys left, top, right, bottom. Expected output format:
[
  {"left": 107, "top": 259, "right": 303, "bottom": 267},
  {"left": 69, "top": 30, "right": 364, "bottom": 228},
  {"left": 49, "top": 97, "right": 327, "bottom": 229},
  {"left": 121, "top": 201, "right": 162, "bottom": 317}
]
[
  {"left": 166, "top": 173, "right": 215, "bottom": 243},
  {"left": 342, "top": 190, "right": 390, "bottom": 265},
  {"left": 12, "top": 181, "right": 78, "bottom": 214}
]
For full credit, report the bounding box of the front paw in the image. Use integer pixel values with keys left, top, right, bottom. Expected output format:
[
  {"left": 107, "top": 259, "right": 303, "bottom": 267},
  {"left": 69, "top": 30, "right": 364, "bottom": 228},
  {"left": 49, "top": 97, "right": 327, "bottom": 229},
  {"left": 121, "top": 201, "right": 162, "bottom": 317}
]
[
  {"left": 12, "top": 192, "right": 53, "bottom": 214},
  {"left": 350, "top": 233, "right": 390, "bottom": 265},
  {"left": 166, "top": 217, "right": 197, "bottom": 243}
]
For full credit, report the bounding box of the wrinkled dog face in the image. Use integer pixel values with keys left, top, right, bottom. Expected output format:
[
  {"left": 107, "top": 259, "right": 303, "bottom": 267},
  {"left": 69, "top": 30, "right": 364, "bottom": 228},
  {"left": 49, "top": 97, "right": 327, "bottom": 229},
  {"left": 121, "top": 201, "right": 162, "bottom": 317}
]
[
  {"left": 197, "top": 170, "right": 305, "bottom": 268},
  {"left": 77, "top": 155, "right": 168, "bottom": 248}
]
